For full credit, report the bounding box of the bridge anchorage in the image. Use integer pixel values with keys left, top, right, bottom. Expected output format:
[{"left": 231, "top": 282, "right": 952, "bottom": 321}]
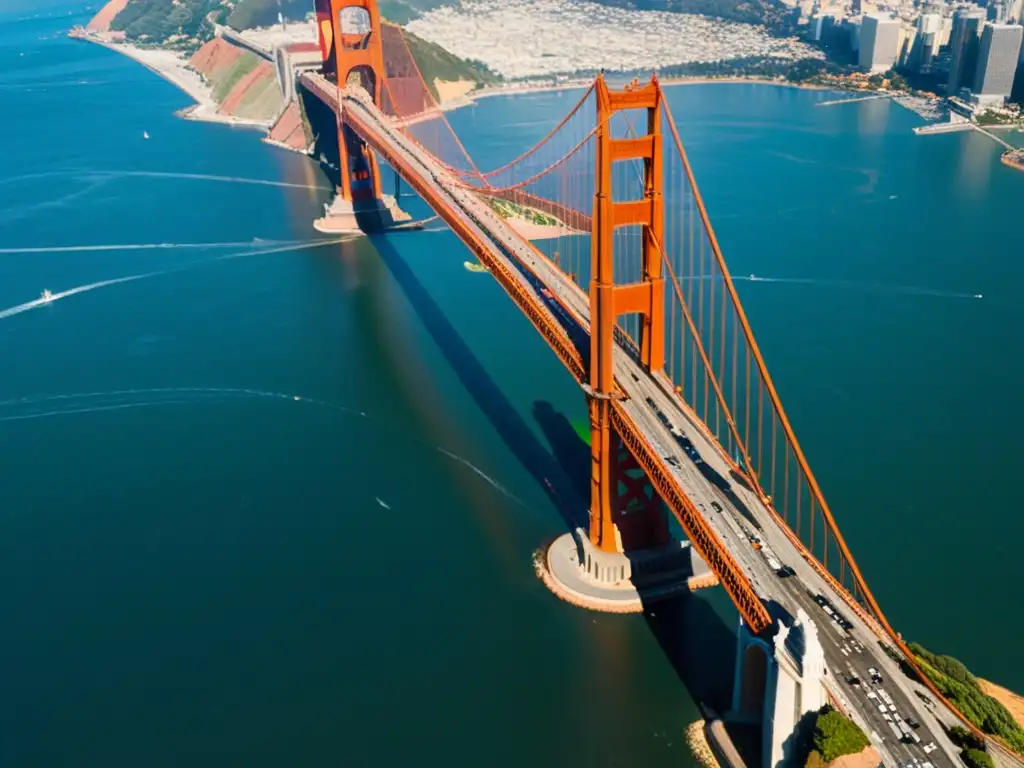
[{"left": 313, "top": 0, "right": 413, "bottom": 234}]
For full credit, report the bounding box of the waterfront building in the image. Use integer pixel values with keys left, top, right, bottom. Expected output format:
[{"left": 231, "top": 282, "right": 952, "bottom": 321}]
[
  {"left": 918, "top": 30, "right": 938, "bottom": 71},
  {"left": 898, "top": 24, "right": 919, "bottom": 67},
  {"left": 859, "top": 14, "right": 901, "bottom": 72},
  {"left": 947, "top": 7, "right": 987, "bottom": 96},
  {"left": 848, "top": 16, "right": 862, "bottom": 52},
  {"left": 913, "top": 13, "right": 943, "bottom": 70},
  {"left": 971, "top": 22, "right": 1024, "bottom": 102}
]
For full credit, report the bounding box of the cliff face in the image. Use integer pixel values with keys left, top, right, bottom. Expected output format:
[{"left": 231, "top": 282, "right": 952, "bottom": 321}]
[
  {"left": 188, "top": 39, "right": 284, "bottom": 123},
  {"left": 86, "top": 0, "right": 131, "bottom": 32}
]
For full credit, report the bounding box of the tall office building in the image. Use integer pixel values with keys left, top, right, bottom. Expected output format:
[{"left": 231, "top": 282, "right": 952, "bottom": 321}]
[
  {"left": 918, "top": 31, "right": 938, "bottom": 71},
  {"left": 988, "top": 1, "right": 1009, "bottom": 23},
  {"left": 848, "top": 17, "right": 862, "bottom": 52},
  {"left": 947, "top": 7, "right": 987, "bottom": 96},
  {"left": 939, "top": 16, "right": 954, "bottom": 47},
  {"left": 972, "top": 23, "right": 1024, "bottom": 101},
  {"left": 918, "top": 12, "right": 942, "bottom": 37},
  {"left": 1010, "top": 0, "right": 1024, "bottom": 24},
  {"left": 859, "top": 14, "right": 901, "bottom": 72},
  {"left": 898, "top": 24, "right": 919, "bottom": 67}
]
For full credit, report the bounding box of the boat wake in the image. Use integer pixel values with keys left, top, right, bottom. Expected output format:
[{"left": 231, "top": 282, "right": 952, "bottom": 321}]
[
  {"left": 0, "top": 239, "right": 352, "bottom": 322},
  {"left": 0, "top": 386, "right": 527, "bottom": 507},
  {"left": 0, "top": 239, "right": 312, "bottom": 256}
]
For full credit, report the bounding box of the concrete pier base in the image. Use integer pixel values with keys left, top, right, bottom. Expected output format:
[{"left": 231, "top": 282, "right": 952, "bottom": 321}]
[
  {"left": 313, "top": 193, "right": 415, "bottom": 234},
  {"left": 537, "top": 528, "right": 718, "bottom": 613}
]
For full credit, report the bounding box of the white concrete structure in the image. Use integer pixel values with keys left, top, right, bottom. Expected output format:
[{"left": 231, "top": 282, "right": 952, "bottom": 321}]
[
  {"left": 730, "top": 610, "right": 828, "bottom": 768},
  {"left": 859, "top": 14, "right": 901, "bottom": 72},
  {"left": 972, "top": 22, "right": 1024, "bottom": 100}
]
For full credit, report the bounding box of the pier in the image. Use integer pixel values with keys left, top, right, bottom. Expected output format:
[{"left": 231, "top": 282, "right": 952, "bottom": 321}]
[{"left": 816, "top": 93, "right": 892, "bottom": 107}]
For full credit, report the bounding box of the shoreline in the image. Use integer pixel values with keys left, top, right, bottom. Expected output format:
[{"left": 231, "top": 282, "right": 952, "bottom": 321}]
[
  {"left": 468, "top": 75, "right": 836, "bottom": 103},
  {"left": 72, "top": 30, "right": 273, "bottom": 130}
]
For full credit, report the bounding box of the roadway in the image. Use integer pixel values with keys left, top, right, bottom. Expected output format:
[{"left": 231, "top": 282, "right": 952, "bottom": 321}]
[{"left": 329, "top": 81, "right": 964, "bottom": 768}]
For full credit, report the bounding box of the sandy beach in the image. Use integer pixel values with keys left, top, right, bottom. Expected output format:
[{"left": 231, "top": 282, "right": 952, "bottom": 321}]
[{"left": 76, "top": 32, "right": 273, "bottom": 129}]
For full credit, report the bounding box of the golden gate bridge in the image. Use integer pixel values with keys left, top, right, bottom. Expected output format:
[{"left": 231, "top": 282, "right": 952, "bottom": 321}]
[{"left": 298, "top": 1, "right": 1011, "bottom": 765}]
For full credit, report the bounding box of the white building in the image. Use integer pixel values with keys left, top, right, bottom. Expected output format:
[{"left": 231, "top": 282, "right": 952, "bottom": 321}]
[
  {"left": 859, "top": 14, "right": 901, "bottom": 72},
  {"left": 972, "top": 22, "right": 1024, "bottom": 102}
]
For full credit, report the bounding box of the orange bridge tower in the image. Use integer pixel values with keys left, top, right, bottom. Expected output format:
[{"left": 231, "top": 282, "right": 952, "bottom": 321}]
[
  {"left": 541, "top": 76, "right": 710, "bottom": 613},
  {"left": 313, "top": 0, "right": 410, "bottom": 233}
]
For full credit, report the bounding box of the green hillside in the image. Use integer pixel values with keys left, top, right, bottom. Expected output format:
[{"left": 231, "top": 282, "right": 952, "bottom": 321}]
[
  {"left": 225, "top": 0, "right": 499, "bottom": 90},
  {"left": 111, "top": 0, "right": 224, "bottom": 45},
  {"left": 402, "top": 28, "right": 500, "bottom": 90},
  {"left": 226, "top": 0, "right": 311, "bottom": 31}
]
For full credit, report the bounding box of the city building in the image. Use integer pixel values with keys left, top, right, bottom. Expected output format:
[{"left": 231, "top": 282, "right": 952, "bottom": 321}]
[
  {"left": 940, "top": 15, "right": 954, "bottom": 47},
  {"left": 898, "top": 23, "right": 918, "bottom": 67},
  {"left": 918, "top": 30, "right": 938, "bottom": 71},
  {"left": 913, "top": 13, "right": 943, "bottom": 72},
  {"left": 971, "top": 22, "right": 1024, "bottom": 102},
  {"left": 947, "top": 7, "right": 987, "bottom": 96},
  {"left": 859, "top": 14, "right": 901, "bottom": 72},
  {"left": 847, "top": 16, "right": 862, "bottom": 52}
]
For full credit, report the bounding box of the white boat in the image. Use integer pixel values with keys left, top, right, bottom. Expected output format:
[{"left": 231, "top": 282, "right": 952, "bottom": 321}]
[
  {"left": 40, "top": 289, "right": 53, "bottom": 302},
  {"left": 143, "top": 131, "right": 150, "bottom": 139}
]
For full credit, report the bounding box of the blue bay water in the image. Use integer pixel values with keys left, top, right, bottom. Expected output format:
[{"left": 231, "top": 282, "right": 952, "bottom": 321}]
[{"left": 1, "top": 1, "right": 1023, "bottom": 765}]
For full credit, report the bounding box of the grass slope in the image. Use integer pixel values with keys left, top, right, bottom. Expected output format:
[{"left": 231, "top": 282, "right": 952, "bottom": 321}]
[
  {"left": 909, "top": 643, "right": 1024, "bottom": 754},
  {"left": 211, "top": 51, "right": 261, "bottom": 102},
  {"left": 402, "top": 28, "right": 500, "bottom": 89}
]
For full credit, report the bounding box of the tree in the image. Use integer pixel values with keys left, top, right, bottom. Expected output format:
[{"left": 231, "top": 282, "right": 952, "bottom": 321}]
[
  {"left": 813, "top": 709, "right": 870, "bottom": 762},
  {"left": 961, "top": 748, "right": 995, "bottom": 768}
]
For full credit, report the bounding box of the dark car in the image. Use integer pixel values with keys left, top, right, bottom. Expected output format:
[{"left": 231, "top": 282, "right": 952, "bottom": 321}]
[
  {"left": 710, "top": 501, "right": 723, "bottom": 513},
  {"left": 777, "top": 565, "right": 796, "bottom": 578}
]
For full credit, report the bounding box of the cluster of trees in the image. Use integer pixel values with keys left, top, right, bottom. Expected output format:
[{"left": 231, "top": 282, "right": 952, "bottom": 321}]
[
  {"left": 909, "top": 643, "right": 1024, "bottom": 753},
  {"left": 225, "top": 0, "right": 311, "bottom": 31},
  {"left": 949, "top": 725, "right": 996, "bottom": 768},
  {"left": 808, "top": 708, "right": 871, "bottom": 764},
  {"left": 110, "top": 0, "right": 224, "bottom": 44}
]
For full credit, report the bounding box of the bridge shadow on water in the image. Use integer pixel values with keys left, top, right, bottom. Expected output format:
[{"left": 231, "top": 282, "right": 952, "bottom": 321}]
[
  {"left": 365, "top": 233, "right": 588, "bottom": 532},
  {"left": 532, "top": 400, "right": 741, "bottom": 712},
  {"left": 367, "top": 233, "right": 749, "bottom": 746}
]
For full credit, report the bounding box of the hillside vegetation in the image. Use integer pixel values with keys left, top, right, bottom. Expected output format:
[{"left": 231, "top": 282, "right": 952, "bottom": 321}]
[
  {"left": 111, "top": 0, "right": 223, "bottom": 44},
  {"left": 226, "top": 0, "right": 311, "bottom": 31},
  {"left": 909, "top": 643, "right": 1024, "bottom": 753},
  {"left": 402, "top": 28, "right": 500, "bottom": 89}
]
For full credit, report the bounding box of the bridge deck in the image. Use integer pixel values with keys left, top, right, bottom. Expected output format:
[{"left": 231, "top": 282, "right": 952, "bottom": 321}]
[{"left": 302, "top": 73, "right": 964, "bottom": 768}]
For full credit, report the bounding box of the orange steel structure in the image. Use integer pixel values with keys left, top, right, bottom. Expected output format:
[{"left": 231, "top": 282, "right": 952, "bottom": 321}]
[
  {"left": 315, "top": 0, "right": 386, "bottom": 203},
  {"left": 304, "top": 11, "right": 1001, "bottom": 746},
  {"left": 587, "top": 76, "right": 667, "bottom": 554}
]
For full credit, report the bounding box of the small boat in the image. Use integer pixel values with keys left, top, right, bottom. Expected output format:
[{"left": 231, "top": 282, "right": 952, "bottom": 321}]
[
  {"left": 40, "top": 289, "right": 53, "bottom": 302},
  {"left": 143, "top": 131, "right": 150, "bottom": 140}
]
